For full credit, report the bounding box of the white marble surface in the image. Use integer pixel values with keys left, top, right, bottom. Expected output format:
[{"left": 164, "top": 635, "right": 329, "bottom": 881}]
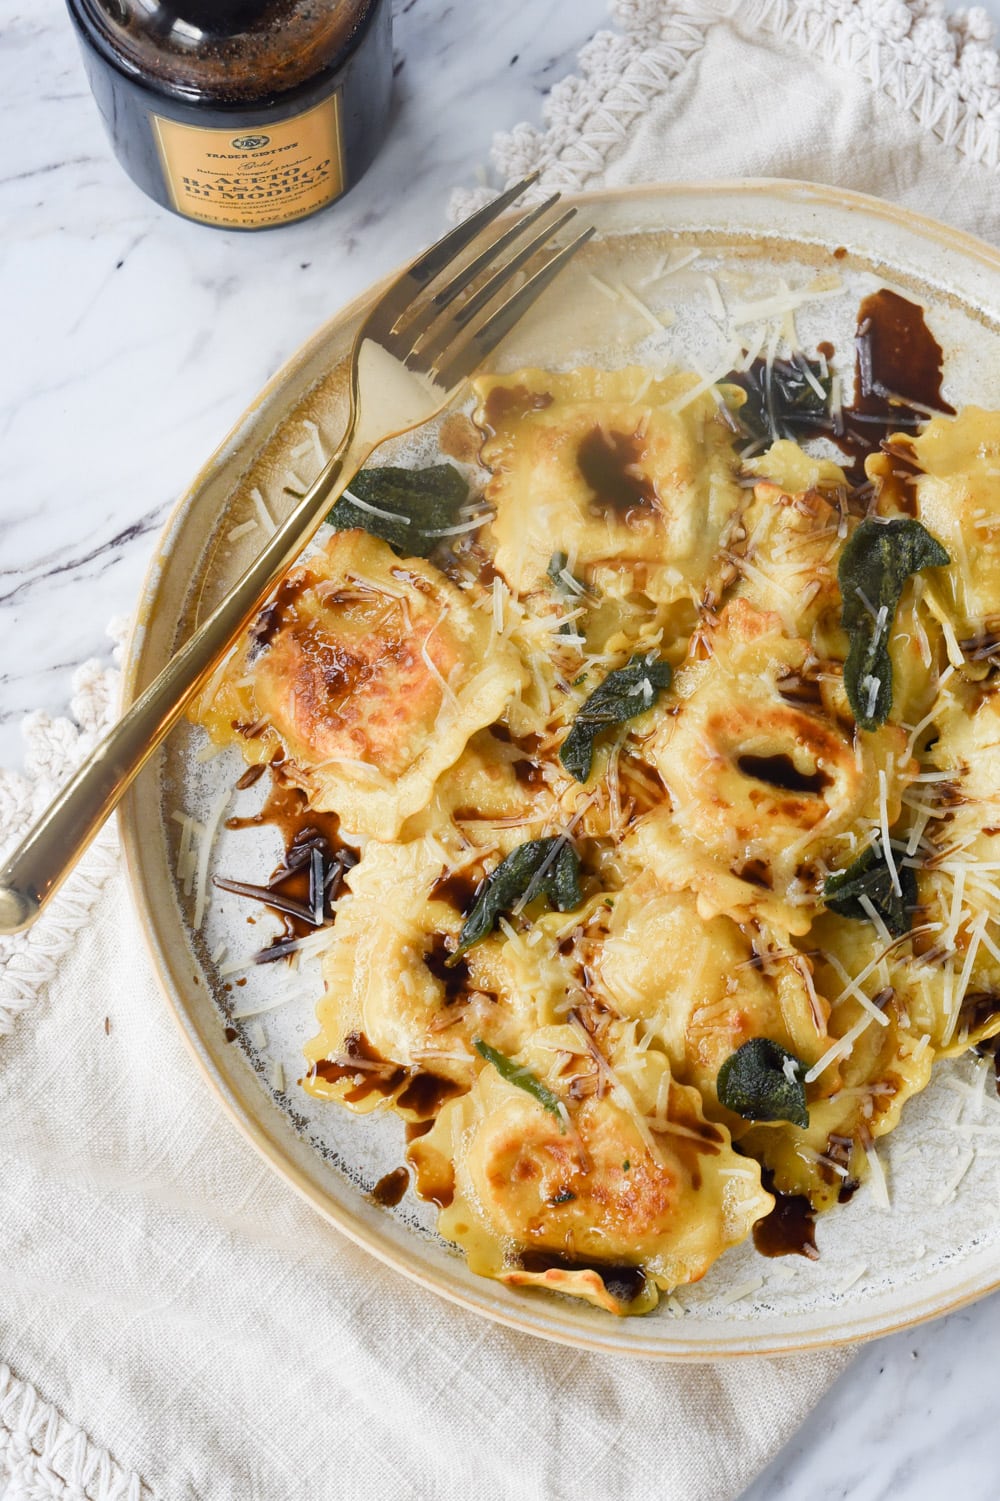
[{"left": 4, "top": 1, "right": 1000, "bottom": 1498}]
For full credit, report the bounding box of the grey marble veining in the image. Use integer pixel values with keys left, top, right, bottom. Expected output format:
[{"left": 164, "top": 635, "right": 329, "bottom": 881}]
[
  {"left": 5, "top": 2, "right": 1000, "bottom": 1499},
  {"left": 740, "top": 1292, "right": 1000, "bottom": 1501}
]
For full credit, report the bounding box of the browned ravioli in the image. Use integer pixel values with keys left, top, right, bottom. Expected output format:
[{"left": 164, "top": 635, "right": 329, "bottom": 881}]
[{"left": 191, "top": 366, "right": 1000, "bottom": 1315}]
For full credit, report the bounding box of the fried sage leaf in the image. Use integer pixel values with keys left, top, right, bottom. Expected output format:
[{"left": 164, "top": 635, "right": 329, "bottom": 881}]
[
  {"left": 839, "top": 517, "right": 949, "bottom": 730},
  {"left": 560, "top": 654, "right": 672, "bottom": 783},
  {"left": 823, "top": 842, "right": 917, "bottom": 939},
  {"left": 474, "top": 1039, "right": 566, "bottom": 1131},
  {"left": 717, "top": 1038, "right": 809, "bottom": 1128},
  {"left": 452, "top": 837, "right": 582, "bottom": 960},
  {"left": 327, "top": 463, "right": 470, "bottom": 558}
]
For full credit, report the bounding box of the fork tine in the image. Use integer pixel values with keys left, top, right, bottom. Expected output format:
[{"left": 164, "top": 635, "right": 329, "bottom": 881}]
[
  {"left": 394, "top": 192, "right": 562, "bottom": 333},
  {"left": 408, "top": 172, "right": 540, "bottom": 284},
  {"left": 372, "top": 174, "right": 540, "bottom": 330},
  {"left": 429, "top": 227, "right": 596, "bottom": 393},
  {"left": 410, "top": 206, "right": 579, "bottom": 366}
]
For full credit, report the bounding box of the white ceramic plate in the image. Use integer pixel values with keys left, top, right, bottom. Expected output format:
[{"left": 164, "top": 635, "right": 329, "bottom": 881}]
[{"left": 121, "top": 180, "right": 1000, "bottom": 1357}]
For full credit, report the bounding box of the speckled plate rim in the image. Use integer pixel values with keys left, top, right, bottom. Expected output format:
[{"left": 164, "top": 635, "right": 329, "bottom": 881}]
[{"left": 120, "top": 177, "right": 1000, "bottom": 1358}]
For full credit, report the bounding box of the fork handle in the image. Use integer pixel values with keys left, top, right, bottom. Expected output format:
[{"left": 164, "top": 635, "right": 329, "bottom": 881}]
[{"left": 0, "top": 428, "right": 368, "bottom": 936}]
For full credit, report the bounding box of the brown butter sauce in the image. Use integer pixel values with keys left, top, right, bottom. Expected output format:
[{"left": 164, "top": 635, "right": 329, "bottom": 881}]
[
  {"left": 227, "top": 774, "right": 473, "bottom": 1121},
  {"left": 734, "top": 290, "right": 952, "bottom": 492},
  {"left": 736, "top": 753, "right": 830, "bottom": 797},
  {"left": 752, "top": 1169, "right": 819, "bottom": 1260},
  {"left": 223, "top": 772, "right": 356, "bottom": 949},
  {"left": 429, "top": 867, "right": 480, "bottom": 913},
  {"left": 576, "top": 426, "right": 661, "bottom": 526},
  {"left": 421, "top": 932, "right": 473, "bottom": 1004},
  {"left": 969, "top": 995, "right": 1000, "bottom": 1093},
  {"left": 225, "top": 773, "right": 341, "bottom": 847},
  {"left": 313, "top": 1032, "right": 406, "bottom": 1104},
  {"left": 312, "top": 1031, "right": 461, "bottom": 1120},
  {"left": 481, "top": 384, "right": 553, "bottom": 432},
  {"left": 371, "top": 1167, "right": 410, "bottom": 1208},
  {"left": 838, "top": 288, "right": 954, "bottom": 487},
  {"left": 248, "top": 573, "right": 309, "bottom": 655},
  {"left": 397, "top": 1072, "right": 465, "bottom": 1118},
  {"left": 488, "top": 724, "right": 546, "bottom": 789},
  {"left": 514, "top": 1249, "right": 648, "bottom": 1307}
]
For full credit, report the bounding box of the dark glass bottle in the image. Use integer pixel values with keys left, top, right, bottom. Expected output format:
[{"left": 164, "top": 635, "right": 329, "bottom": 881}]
[{"left": 66, "top": 0, "right": 392, "bottom": 230}]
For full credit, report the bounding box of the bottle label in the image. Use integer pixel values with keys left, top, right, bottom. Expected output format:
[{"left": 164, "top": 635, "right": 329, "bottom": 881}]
[{"left": 150, "top": 96, "right": 344, "bottom": 230}]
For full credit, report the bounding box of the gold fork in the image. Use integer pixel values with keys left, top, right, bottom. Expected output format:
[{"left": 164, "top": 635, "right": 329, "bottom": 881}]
[{"left": 0, "top": 176, "right": 592, "bottom": 935}]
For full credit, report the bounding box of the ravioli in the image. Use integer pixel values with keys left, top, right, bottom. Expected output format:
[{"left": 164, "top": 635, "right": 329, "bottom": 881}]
[
  {"left": 397, "top": 728, "right": 557, "bottom": 842},
  {"left": 193, "top": 529, "right": 527, "bottom": 839},
  {"left": 594, "top": 874, "right": 833, "bottom": 1129},
  {"left": 901, "top": 681, "right": 1000, "bottom": 1051},
  {"left": 738, "top": 1003, "right": 932, "bottom": 1212},
  {"left": 191, "top": 348, "right": 1000, "bottom": 1320},
  {"left": 473, "top": 367, "right": 745, "bottom": 606},
  {"left": 303, "top": 835, "right": 559, "bottom": 1117},
  {"left": 729, "top": 454, "right": 845, "bottom": 643},
  {"left": 907, "top": 406, "right": 1000, "bottom": 646},
  {"left": 740, "top": 914, "right": 935, "bottom": 1210},
  {"left": 408, "top": 1025, "right": 772, "bottom": 1314},
  {"left": 629, "top": 599, "right": 914, "bottom": 933}
]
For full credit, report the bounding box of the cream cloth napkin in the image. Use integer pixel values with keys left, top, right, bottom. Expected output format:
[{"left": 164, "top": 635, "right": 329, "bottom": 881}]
[{"left": 6, "top": 2, "right": 1000, "bottom": 1496}]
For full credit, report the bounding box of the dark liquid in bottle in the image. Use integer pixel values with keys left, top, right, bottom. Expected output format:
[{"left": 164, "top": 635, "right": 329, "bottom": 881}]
[{"left": 65, "top": 0, "right": 392, "bottom": 229}]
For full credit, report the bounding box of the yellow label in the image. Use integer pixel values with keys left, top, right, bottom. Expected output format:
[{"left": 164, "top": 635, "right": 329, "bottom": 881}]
[{"left": 151, "top": 96, "right": 343, "bottom": 230}]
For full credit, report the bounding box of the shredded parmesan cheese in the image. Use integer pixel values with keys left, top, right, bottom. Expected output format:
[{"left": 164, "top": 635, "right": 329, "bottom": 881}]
[
  {"left": 834, "top": 1264, "right": 868, "bottom": 1295},
  {"left": 250, "top": 488, "right": 276, "bottom": 535},
  {"left": 422, "top": 512, "right": 492, "bottom": 538},
  {"left": 805, "top": 1011, "right": 878, "bottom": 1083},
  {"left": 420, "top": 607, "right": 460, "bottom": 714},
  {"left": 715, "top": 1277, "right": 764, "bottom": 1307},
  {"left": 227, "top": 519, "right": 259, "bottom": 543},
  {"left": 865, "top": 1143, "right": 891, "bottom": 1209},
  {"left": 933, "top": 1146, "right": 975, "bottom": 1206},
  {"left": 729, "top": 279, "right": 842, "bottom": 328},
  {"left": 666, "top": 345, "right": 742, "bottom": 415},
  {"left": 614, "top": 279, "right": 674, "bottom": 332},
  {"left": 877, "top": 770, "right": 902, "bottom": 897},
  {"left": 491, "top": 575, "right": 507, "bottom": 637},
  {"left": 192, "top": 788, "right": 232, "bottom": 931},
  {"left": 231, "top": 984, "right": 318, "bottom": 1020},
  {"left": 586, "top": 272, "right": 620, "bottom": 303},
  {"left": 654, "top": 247, "right": 701, "bottom": 280},
  {"left": 703, "top": 273, "right": 726, "bottom": 319},
  {"left": 340, "top": 486, "right": 411, "bottom": 525},
  {"left": 944, "top": 912, "right": 987, "bottom": 1047}
]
